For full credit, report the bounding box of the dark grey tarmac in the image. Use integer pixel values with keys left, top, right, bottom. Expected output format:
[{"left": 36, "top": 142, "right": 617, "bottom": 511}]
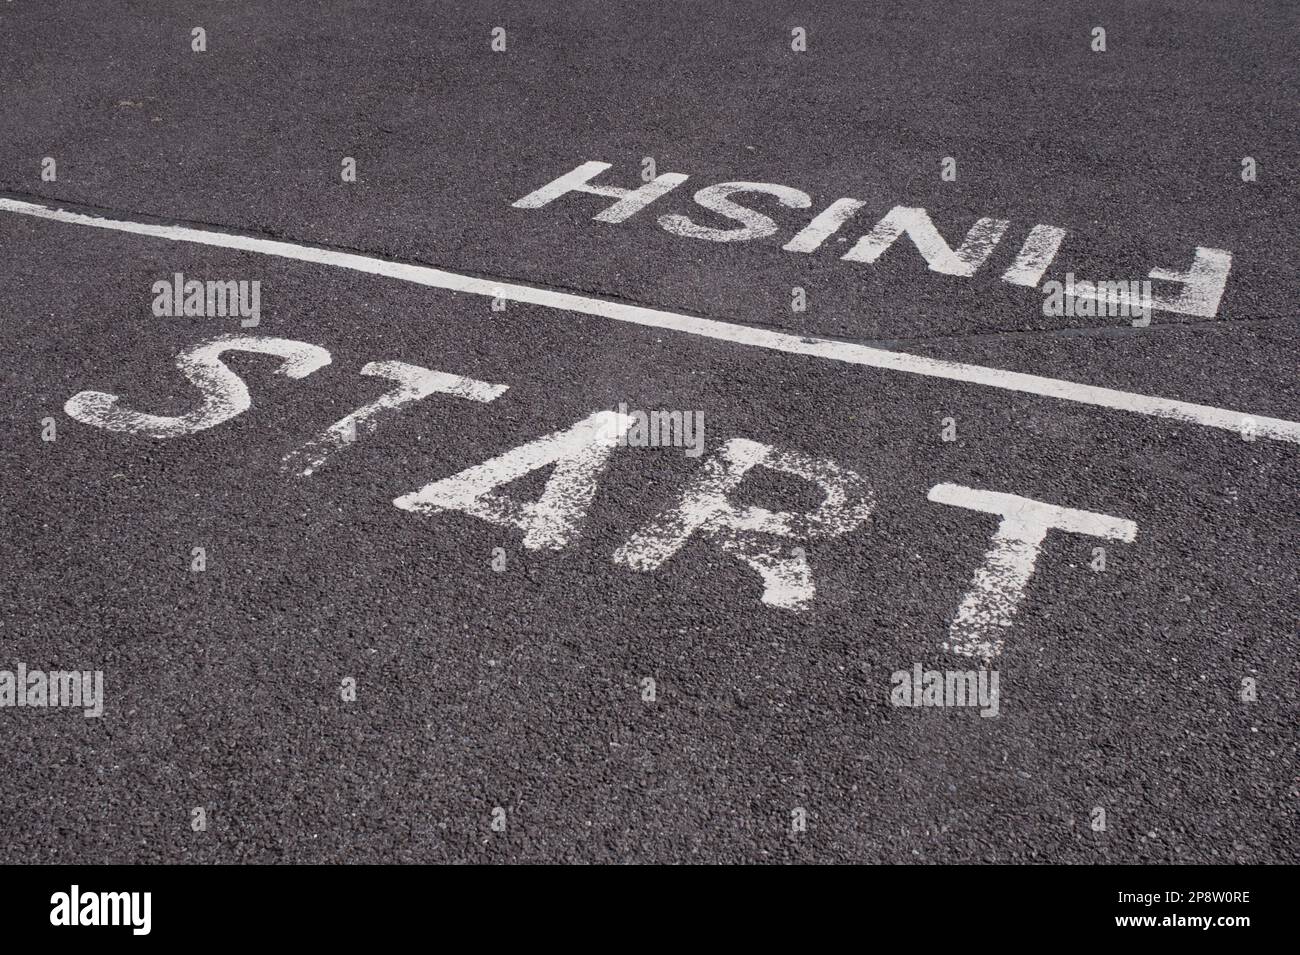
[{"left": 0, "top": 0, "right": 1295, "bottom": 863}]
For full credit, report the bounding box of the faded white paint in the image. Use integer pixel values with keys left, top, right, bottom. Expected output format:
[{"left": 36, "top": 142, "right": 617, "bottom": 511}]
[
  {"left": 658, "top": 182, "right": 812, "bottom": 243},
  {"left": 1047, "top": 274, "right": 1153, "bottom": 321},
  {"left": 842, "top": 207, "right": 1010, "bottom": 277},
  {"left": 394, "top": 410, "right": 633, "bottom": 550},
  {"left": 928, "top": 483, "right": 1137, "bottom": 660},
  {"left": 1001, "top": 224, "right": 1067, "bottom": 287},
  {"left": 7, "top": 197, "right": 1294, "bottom": 444},
  {"left": 1031, "top": 245, "right": 1230, "bottom": 322},
  {"left": 615, "top": 438, "right": 874, "bottom": 609},
  {"left": 1147, "top": 247, "right": 1232, "bottom": 319},
  {"left": 782, "top": 198, "right": 867, "bottom": 253},
  {"left": 65, "top": 334, "right": 330, "bottom": 438},
  {"left": 509, "top": 164, "right": 1231, "bottom": 320},
  {"left": 510, "top": 160, "right": 688, "bottom": 223},
  {"left": 283, "top": 362, "right": 508, "bottom": 477}
]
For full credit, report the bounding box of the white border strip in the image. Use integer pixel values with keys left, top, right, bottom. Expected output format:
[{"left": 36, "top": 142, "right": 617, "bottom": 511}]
[{"left": 4, "top": 195, "right": 1297, "bottom": 445}]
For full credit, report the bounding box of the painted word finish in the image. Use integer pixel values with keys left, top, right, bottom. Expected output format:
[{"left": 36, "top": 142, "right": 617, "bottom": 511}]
[
  {"left": 63, "top": 334, "right": 1137, "bottom": 660},
  {"left": 512, "top": 160, "right": 1232, "bottom": 321}
]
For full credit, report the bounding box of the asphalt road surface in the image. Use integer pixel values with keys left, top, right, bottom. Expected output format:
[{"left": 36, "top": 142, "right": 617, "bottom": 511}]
[{"left": 1, "top": 1, "right": 1296, "bottom": 864}]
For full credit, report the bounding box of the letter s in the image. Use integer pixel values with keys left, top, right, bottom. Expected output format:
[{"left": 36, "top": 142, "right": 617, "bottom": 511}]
[
  {"left": 658, "top": 182, "right": 811, "bottom": 242},
  {"left": 65, "top": 335, "right": 331, "bottom": 438}
]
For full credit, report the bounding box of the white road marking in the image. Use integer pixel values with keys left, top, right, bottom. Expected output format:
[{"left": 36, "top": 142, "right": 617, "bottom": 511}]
[
  {"left": 1051, "top": 253, "right": 1233, "bottom": 324},
  {"left": 510, "top": 160, "right": 688, "bottom": 224},
  {"left": 928, "top": 483, "right": 1138, "bottom": 660},
  {"left": 6, "top": 196, "right": 1298, "bottom": 445},
  {"left": 282, "top": 361, "right": 508, "bottom": 477},
  {"left": 394, "top": 410, "right": 633, "bottom": 550},
  {"left": 516, "top": 161, "right": 1234, "bottom": 320},
  {"left": 841, "top": 207, "right": 1010, "bottom": 277},
  {"left": 1147, "top": 247, "right": 1233, "bottom": 319},
  {"left": 614, "top": 438, "right": 875, "bottom": 609},
  {"left": 783, "top": 197, "right": 867, "bottom": 253},
  {"left": 1001, "top": 224, "right": 1067, "bottom": 287},
  {"left": 65, "top": 334, "right": 330, "bottom": 438},
  {"left": 658, "top": 182, "right": 812, "bottom": 243}
]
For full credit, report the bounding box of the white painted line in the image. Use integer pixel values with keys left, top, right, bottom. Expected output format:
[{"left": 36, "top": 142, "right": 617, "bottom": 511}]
[
  {"left": 65, "top": 334, "right": 331, "bottom": 438},
  {"left": 4, "top": 195, "right": 1298, "bottom": 446},
  {"left": 281, "top": 361, "right": 509, "bottom": 477},
  {"left": 928, "top": 483, "right": 1137, "bottom": 660},
  {"left": 615, "top": 437, "right": 876, "bottom": 609},
  {"left": 1001, "top": 224, "right": 1066, "bottom": 287},
  {"left": 395, "top": 410, "right": 634, "bottom": 550}
]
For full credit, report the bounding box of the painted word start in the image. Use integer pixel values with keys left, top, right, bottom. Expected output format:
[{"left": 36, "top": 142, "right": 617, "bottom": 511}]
[{"left": 63, "top": 334, "right": 1137, "bottom": 660}]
